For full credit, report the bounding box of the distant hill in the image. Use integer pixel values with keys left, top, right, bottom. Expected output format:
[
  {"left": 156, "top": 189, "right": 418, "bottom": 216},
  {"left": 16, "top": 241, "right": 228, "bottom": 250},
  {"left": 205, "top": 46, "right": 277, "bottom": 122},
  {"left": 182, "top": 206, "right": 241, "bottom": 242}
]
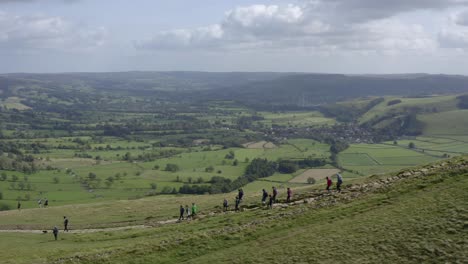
[
  {"left": 206, "top": 73, "right": 468, "bottom": 107},
  {"left": 2, "top": 72, "right": 468, "bottom": 110}
]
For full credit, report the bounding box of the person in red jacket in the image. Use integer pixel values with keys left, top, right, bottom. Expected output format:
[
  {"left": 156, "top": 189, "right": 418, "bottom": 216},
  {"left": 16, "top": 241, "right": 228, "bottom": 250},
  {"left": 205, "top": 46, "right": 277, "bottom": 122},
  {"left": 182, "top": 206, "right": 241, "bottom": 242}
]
[{"left": 326, "top": 176, "right": 333, "bottom": 193}]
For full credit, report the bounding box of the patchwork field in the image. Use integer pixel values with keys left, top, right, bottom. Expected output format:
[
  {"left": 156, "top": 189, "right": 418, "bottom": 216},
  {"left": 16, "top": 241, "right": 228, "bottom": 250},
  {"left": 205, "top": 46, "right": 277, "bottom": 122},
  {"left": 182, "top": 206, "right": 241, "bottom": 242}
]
[
  {"left": 242, "top": 141, "right": 277, "bottom": 149},
  {"left": 338, "top": 143, "right": 442, "bottom": 176}
]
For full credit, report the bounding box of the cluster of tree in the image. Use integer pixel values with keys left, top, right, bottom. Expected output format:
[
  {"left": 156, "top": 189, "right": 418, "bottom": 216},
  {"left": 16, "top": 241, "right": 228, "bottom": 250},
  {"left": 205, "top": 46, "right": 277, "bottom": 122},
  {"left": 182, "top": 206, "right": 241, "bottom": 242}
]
[
  {"left": 181, "top": 158, "right": 278, "bottom": 195},
  {"left": 278, "top": 158, "right": 327, "bottom": 174},
  {"left": 320, "top": 98, "right": 385, "bottom": 122},
  {"left": 387, "top": 99, "right": 402, "bottom": 106},
  {"left": 458, "top": 95, "right": 468, "bottom": 109},
  {"left": 122, "top": 149, "right": 182, "bottom": 162}
]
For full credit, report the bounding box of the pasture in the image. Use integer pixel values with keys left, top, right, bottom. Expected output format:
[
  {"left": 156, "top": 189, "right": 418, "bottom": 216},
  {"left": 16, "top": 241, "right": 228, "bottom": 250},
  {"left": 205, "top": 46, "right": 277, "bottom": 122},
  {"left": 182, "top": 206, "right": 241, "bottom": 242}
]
[{"left": 289, "top": 169, "right": 340, "bottom": 183}]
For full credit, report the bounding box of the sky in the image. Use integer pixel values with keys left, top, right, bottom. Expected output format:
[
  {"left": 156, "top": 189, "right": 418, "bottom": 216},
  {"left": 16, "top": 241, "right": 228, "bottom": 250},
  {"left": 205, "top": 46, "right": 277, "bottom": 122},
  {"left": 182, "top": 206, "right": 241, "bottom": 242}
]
[{"left": 1, "top": 0, "right": 468, "bottom": 74}]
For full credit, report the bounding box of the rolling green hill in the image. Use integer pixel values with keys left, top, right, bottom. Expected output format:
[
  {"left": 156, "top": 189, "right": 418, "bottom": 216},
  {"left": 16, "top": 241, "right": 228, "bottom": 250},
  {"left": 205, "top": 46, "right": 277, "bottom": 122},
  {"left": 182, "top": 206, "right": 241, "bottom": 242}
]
[{"left": 0, "top": 157, "right": 466, "bottom": 264}]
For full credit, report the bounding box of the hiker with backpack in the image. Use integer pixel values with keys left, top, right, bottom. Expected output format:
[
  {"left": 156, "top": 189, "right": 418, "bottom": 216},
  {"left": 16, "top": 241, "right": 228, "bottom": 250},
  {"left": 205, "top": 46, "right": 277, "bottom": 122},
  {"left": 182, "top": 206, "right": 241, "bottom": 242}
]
[
  {"left": 178, "top": 205, "right": 185, "bottom": 221},
  {"left": 336, "top": 173, "right": 343, "bottom": 193},
  {"left": 238, "top": 188, "right": 244, "bottom": 201},
  {"left": 287, "top": 187, "right": 292, "bottom": 203},
  {"left": 44, "top": 198, "right": 49, "bottom": 208},
  {"left": 261, "top": 189, "right": 268, "bottom": 205},
  {"left": 223, "top": 198, "right": 229, "bottom": 212},
  {"left": 326, "top": 176, "right": 333, "bottom": 193}
]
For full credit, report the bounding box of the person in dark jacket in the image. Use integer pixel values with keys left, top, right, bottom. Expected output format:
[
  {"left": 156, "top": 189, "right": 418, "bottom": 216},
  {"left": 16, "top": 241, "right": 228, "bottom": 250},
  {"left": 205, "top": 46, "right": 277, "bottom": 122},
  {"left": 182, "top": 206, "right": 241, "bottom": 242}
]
[
  {"left": 235, "top": 196, "right": 240, "bottom": 211},
  {"left": 272, "top": 187, "right": 278, "bottom": 203},
  {"left": 17, "top": 201, "right": 21, "bottom": 210},
  {"left": 64, "top": 216, "right": 69, "bottom": 232},
  {"left": 44, "top": 198, "right": 49, "bottom": 208},
  {"left": 336, "top": 173, "right": 343, "bottom": 193},
  {"left": 53, "top": 226, "right": 59, "bottom": 241},
  {"left": 238, "top": 188, "right": 244, "bottom": 201},
  {"left": 268, "top": 195, "right": 273, "bottom": 209},
  {"left": 178, "top": 205, "right": 185, "bottom": 221},
  {"left": 261, "top": 189, "right": 268, "bottom": 205},
  {"left": 286, "top": 187, "right": 292, "bottom": 203}
]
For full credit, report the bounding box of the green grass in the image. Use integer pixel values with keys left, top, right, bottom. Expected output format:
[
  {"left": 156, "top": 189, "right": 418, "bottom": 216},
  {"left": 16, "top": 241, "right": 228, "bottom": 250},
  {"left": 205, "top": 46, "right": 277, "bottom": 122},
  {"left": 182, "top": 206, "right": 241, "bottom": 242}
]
[
  {"left": 339, "top": 144, "right": 441, "bottom": 176},
  {"left": 359, "top": 95, "right": 458, "bottom": 124},
  {"left": 419, "top": 109, "right": 468, "bottom": 136},
  {"left": 258, "top": 111, "right": 336, "bottom": 127},
  {"left": 1, "top": 158, "right": 466, "bottom": 264}
]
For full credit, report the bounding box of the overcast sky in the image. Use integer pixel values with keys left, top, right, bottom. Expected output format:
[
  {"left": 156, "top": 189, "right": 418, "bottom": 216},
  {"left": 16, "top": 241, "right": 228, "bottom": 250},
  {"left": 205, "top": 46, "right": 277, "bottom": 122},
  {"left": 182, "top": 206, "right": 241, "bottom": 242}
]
[{"left": 1, "top": 0, "right": 468, "bottom": 74}]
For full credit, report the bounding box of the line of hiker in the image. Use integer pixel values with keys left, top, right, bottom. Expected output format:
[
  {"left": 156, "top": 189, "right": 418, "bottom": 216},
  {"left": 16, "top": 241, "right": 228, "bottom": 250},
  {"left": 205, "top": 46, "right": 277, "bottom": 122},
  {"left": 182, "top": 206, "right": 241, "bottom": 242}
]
[
  {"left": 178, "top": 203, "right": 198, "bottom": 221},
  {"left": 223, "top": 172, "right": 343, "bottom": 212}
]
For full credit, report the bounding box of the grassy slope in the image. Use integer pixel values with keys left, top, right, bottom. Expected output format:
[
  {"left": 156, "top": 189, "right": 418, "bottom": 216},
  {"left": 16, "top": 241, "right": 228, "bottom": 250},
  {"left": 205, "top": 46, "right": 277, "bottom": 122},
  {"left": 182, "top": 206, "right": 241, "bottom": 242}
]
[
  {"left": 1, "top": 158, "right": 467, "bottom": 264},
  {"left": 419, "top": 109, "right": 468, "bottom": 135}
]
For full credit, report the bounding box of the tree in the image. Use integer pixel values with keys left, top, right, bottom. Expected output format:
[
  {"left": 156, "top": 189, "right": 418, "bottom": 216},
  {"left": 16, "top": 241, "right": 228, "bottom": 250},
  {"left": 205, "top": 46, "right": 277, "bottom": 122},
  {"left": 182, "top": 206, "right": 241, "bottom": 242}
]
[
  {"left": 205, "top": 166, "right": 214, "bottom": 173},
  {"left": 88, "top": 172, "right": 97, "bottom": 180},
  {"left": 165, "top": 163, "right": 180, "bottom": 172},
  {"left": 53, "top": 177, "right": 60, "bottom": 184},
  {"left": 225, "top": 150, "right": 235, "bottom": 159},
  {"left": 307, "top": 177, "right": 316, "bottom": 184},
  {"left": 11, "top": 175, "right": 18, "bottom": 182},
  {"left": 0, "top": 173, "right": 7, "bottom": 181},
  {"left": 150, "top": 183, "right": 157, "bottom": 190},
  {"left": 196, "top": 177, "right": 204, "bottom": 184},
  {"left": 408, "top": 142, "right": 416, "bottom": 149},
  {"left": 18, "top": 181, "right": 25, "bottom": 190},
  {"left": 0, "top": 191, "right": 3, "bottom": 200},
  {"left": 233, "top": 159, "right": 239, "bottom": 166}
]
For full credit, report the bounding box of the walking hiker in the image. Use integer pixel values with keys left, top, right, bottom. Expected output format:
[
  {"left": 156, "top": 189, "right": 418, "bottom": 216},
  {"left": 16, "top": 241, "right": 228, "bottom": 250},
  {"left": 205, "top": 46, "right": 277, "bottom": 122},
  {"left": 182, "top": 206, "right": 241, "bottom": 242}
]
[
  {"left": 238, "top": 188, "right": 244, "bottom": 201},
  {"left": 272, "top": 187, "right": 278, "bottom": 203},
  {"left": 191, "top": 203, "right": 198, "bottom": 218},
  {"left": 287, "top": 187, "right": 292, "bottom": 203},
  {"left": 235, "top": 196, "right": 240, "bottom": 211},
  {"left": 336, "top": 173, "right": 343, "bottom": 193},
  {"left": 223, "top": 198, "right": 229, "bottom": 212},
  {"left": 185, "top": 205, "right": 191, "bottom": 220},
  {"left": 38, "top": 199, "right": 42, "bottom": 208},
  {"left": 326, "top": 177, "right": 333, "bottom": 193},
  {"left": 52, "top": 226, "right": 59, "bottom": 241},
  {"left": 64, "top": 216, "right": 69, "bottom": 232},
  {"left": 268, "top": 194, "right": 273, "bottom": 209},
  {"left": 17, "top": 201, "right": 21, "bottom": 210},
  {"left": 44, "top": 198, "right": 49, "bottom": 208},
  {"left": 178, "top": 205, "right": 185, "bottom": 221},
  {"left": 261, "top": 189, "right": 268, "bottom": 205}
]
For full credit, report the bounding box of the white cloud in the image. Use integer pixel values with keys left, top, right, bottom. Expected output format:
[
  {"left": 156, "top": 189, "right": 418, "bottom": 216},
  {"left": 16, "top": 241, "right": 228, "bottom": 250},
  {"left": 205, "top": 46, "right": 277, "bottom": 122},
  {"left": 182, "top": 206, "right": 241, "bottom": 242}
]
[
  {"left": 455, "top": 9, "right": 468, "bottom": 25},
  {"left": 136, "top": 2, "right": 438, "bottom": 54},
  {"left": 0, "top": 11, "right": 107, "bottom": 52}
]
